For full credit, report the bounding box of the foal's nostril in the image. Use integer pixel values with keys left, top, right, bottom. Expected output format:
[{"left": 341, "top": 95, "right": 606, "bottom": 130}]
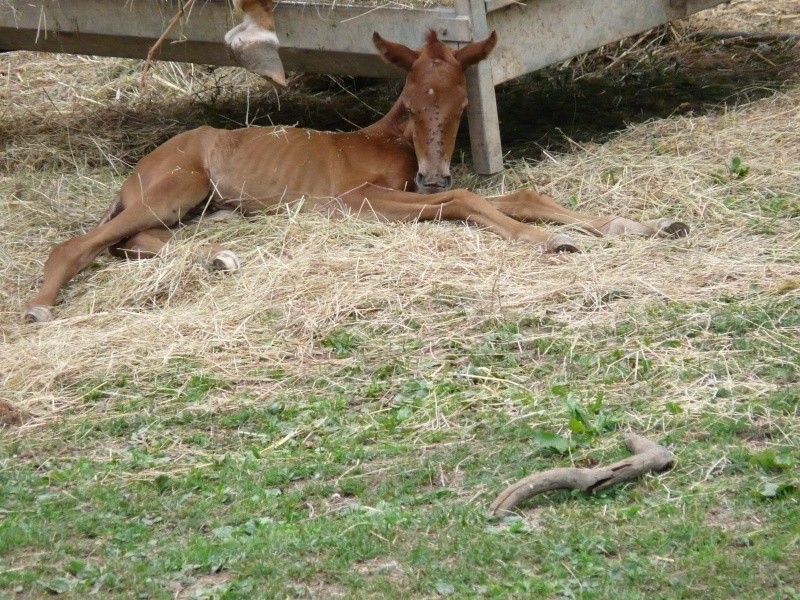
[{"left": 415, "top": 172, "right": 453, "bottom": 192}]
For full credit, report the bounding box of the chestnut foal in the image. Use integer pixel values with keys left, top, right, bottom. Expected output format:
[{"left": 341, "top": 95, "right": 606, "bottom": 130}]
[{"left": 22, "top": 31, "right": 687, "bottom": 323}]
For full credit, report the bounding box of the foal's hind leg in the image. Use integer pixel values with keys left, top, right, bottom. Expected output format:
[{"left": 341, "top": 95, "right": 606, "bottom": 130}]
[
  {"left": 108, "top": 211, "right": 244, "bottom": 276},
  {"left": 22, "top": 208, "right": 179, "bottom": 323},
  {"left": 23, "top": 135, "right": 214, "bottom": 322},
  {"left": 489, "top": 190, "right": 689, "bottom": 238},
  {"left": 110, "top": 228, "right": 174, "bottom": 260},
  {"left": 110, "top": 227, "right": 239, "bottom": 271}
]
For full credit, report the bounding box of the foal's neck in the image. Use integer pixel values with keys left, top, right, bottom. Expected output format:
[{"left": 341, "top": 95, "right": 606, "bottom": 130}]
[{"left": 362, "top": 96, "right": 410, "bottom": 142}]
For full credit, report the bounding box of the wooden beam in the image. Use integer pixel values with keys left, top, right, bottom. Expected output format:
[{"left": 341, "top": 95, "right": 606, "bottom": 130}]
[
  {"left": 486, "top": 0, "right": 728, "bottom": 84},
  {"left": 0, "top": 0, "right": 469, "bottom": 77},
  {"left": 459, "top": 0, "right": 504, "bottom": 174},
  {"left": 1, "top": 1, "right": 729, "bottom": 83}
]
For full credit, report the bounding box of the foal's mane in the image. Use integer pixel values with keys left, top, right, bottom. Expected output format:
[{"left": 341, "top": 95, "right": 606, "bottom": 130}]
[
  {"left": 424, "top": 30, "right": 441, "bottom": 46},
  {"left": 423, "top": 30, "right": 453, "bottom": 61}
]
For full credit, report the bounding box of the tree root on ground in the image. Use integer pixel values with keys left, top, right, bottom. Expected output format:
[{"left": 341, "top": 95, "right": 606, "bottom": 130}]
[{"left": 488, "top": 434, "right": 674, "bottom": 518}]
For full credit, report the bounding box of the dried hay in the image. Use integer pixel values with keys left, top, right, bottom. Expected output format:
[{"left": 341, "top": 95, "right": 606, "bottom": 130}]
[
  {"left": 547, "top": 0, "right": 800, "bottom": 81},
  {"left": 1, "top": 2, "right": 799, "bottom": 434},
  {"left": 687, "top": 0, "right": 800, "bottom": 34}
]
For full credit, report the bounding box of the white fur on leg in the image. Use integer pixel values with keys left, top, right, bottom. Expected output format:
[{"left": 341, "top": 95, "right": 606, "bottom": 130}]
[
  {"left": 224, "top": 22, "right": 248, "bottom": 47},
  {"left": 647, "top": 218, "right": 690, "bottom": 238},
  {"left": 204, "top": 210, "right": 241, "bottom": 223},
  {"left": 596, "top": 216, "right": 690, "bottom": 238}
]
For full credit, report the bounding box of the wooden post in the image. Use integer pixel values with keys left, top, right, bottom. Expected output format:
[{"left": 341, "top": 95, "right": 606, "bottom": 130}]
[{"left": 457, "top": 0, "right": 504, "bottom": 175}]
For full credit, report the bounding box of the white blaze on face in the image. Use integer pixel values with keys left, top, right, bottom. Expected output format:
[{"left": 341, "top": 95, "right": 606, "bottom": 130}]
[{"left": 413, "top": 90, "right": 454, "bottom": 190}]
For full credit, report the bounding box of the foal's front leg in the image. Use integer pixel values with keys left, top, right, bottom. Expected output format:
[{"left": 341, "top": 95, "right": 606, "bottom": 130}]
[
  {"left": 335, "top": 184, "right": 580, "bottom": 252},
  {"left": 489, "top": 190, "right": 689, "bottom": 238}
]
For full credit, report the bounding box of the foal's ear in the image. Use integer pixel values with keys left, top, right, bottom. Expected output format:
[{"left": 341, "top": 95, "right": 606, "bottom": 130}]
[
  {"left": 454, "top": 31, "right": 498, "bottom": 70},
  {"left": 373, "top": 32, "right": 420, "bottom": 72}
]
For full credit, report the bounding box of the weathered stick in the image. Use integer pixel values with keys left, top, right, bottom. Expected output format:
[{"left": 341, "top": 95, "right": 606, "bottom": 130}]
[
  {"left": 140, "top": 0, "right": 198, "bottom": 88},
  {"left": 487, "top": 434, "right": 674, "bottom": 518}
]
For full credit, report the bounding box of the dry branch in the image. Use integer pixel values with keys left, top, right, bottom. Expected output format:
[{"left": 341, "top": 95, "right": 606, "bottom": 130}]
[
  {"left": 140, "top": 0, "right": 198, "bottom": 88},
  {"left": 488, "top": 434, "right": 674, "bottom": 518}
]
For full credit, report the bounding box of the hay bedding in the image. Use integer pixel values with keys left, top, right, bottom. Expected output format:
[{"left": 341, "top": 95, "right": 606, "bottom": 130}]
[
  {"left": 688, "top": 0, "right": 800, "bottom": 34},
  {"left": 1, "top": 3, "right": 799, "bottom": 430}
]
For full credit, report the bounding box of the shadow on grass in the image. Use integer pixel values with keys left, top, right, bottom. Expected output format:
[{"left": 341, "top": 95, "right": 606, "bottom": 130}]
[{"left": 4, "top": 32, "right": 800, "bottom": 168}]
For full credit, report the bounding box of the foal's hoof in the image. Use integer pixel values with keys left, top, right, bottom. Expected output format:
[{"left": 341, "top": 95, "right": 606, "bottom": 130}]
[
  {"left": 651, "top": 218, "right": 690, "bottom": 239},
  {"left": 22, "top": 306, "right": 53, "bottom": 324},
  {"left": 210, "top": 250, "right": 241, "bottom": 272},
  {"left": 548, "top": 234, "right": 580, "bottom": 254}
]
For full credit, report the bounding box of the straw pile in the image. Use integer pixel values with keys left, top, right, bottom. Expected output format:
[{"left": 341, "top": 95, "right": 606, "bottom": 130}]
[
  {"left": 688, "top": 0, "right": 800, "bottom": 33},
  {"left": 1, "top": 1, "right": 798, "bottom": 431}
]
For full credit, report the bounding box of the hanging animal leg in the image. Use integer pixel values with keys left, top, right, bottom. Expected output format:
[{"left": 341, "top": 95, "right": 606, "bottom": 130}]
[
  {"left": 333, "top": 184, "right": 580, "bottom": 252},
  {"left": 489, "top": 190, "right": 689, "bottom": 238},
  {"left": 225, "top": 0, "right": 285, "bottom": 86}
]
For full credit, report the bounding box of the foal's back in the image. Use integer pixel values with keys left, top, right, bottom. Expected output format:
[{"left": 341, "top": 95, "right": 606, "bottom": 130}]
[{"left": 132, "top": 123, "right": 418, "bottom": 214}]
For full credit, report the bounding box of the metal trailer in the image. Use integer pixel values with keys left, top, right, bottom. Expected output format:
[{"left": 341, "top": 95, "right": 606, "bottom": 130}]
[{"left": 0, "top": 0, "right": 727, "bottom": 173}]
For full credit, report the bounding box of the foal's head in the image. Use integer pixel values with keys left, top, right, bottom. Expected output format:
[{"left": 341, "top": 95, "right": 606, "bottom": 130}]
[{"left": 373, "top": 30, "right": 498, "bottom": 194}]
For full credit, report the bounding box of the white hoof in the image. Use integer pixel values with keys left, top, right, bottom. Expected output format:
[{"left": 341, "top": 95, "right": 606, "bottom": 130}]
[
  {"left": 23, "top": 306, "right": 53, "bottom": 323},
  {"left": 650, "top": 218, "right": 690, "bottom": 238},
  {"left": 225, "top": 25, "right": 286, "bottom": 86},
  {"left": 210, "top": 250, "right": 240, "bottom": 272},
  {"left": 548, "top": 233, "right": 580, "bottom": 254}
]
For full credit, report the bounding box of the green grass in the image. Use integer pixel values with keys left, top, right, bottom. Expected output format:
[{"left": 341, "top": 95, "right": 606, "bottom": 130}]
[
  {"left": 3, "top": 20, "right": 800, "bottom": 599},
  {"left": 2, "top": 291, "right": 798, "bottom": 598}
]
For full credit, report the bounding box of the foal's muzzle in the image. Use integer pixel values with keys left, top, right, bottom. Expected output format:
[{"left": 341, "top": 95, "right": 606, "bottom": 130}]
[{"left": 415, "top": 172, "right": 453, "bottom": 194}]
